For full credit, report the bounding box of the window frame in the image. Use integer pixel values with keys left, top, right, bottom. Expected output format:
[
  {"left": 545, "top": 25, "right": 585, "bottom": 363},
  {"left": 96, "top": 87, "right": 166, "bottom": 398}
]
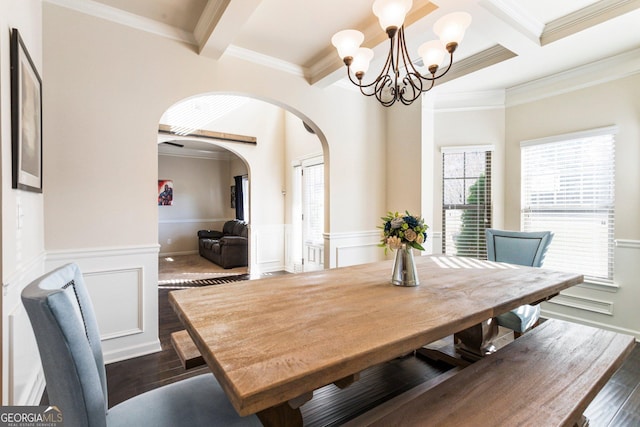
[{"left": 441, "top": 145, "right": 494, "bottom": 259}]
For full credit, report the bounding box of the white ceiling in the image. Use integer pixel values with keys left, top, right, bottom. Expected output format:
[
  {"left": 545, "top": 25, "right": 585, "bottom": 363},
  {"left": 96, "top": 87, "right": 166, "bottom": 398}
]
[{"left": 55, "top": 0, "right": 640, "bottom": 97}]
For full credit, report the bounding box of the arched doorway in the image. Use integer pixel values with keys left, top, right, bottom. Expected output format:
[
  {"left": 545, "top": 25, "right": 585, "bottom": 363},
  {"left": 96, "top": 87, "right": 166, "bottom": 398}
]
[{"left": 157, "top": 93, "right": 326, "bottom": 277}]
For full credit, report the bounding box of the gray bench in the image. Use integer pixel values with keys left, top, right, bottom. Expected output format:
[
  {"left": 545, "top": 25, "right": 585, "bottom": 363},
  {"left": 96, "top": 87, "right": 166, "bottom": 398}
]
[{"left": 345, "top": 319, "right": 635, "bottom": 427}]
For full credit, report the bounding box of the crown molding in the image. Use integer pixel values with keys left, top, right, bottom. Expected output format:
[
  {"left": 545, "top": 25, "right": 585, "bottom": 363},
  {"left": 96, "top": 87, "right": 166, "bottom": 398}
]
[
  {"left": 45, "top": 0, "right": 196, "bottom": 45},
  {"left": 506, "top": 47, "right": 640, "bottom": 107},
  {"left": 542, "top": 0, "right": 640, "bottom": 45},
  {"left": 428, "top": 90, "right": 506, "bottom": 112},
  {"left": 224, "top": 45, "right": 306, "bottom": 78},
  {"left": 438, "top": 45, "right": 518, "bottom": 85}
]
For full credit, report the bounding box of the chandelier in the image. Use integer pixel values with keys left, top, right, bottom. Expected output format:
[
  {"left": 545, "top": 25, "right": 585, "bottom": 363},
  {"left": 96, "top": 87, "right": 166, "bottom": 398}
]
[{"left": 331, "top": 0, "right": 471, "bottom": 107}]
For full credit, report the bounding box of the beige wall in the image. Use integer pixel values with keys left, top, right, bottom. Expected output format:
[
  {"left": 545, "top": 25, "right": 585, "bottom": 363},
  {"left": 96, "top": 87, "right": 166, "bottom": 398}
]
[
  {"left": 1, "top": 3, "right": 45, "bottom": 278},
  {"left": 36, "top": 2, "right": 386, "bottom": 383},
  {"left": 426, "top": 72, "right": 640, "bottom": 338},
  {"left": 505, "top": 74, "right": 640, "bottom": 236},
  {"left": 42, "top": 5, "right": 386, "bottom": 255},
  {"left": 386, "top": 100, "right": 422, "bottom": 217}
]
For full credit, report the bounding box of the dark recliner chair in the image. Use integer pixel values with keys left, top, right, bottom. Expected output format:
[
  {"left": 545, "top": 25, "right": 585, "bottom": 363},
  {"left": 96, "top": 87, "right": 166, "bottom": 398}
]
[{"left": 198, "top": 220, "right": 248, "bottom": 269}]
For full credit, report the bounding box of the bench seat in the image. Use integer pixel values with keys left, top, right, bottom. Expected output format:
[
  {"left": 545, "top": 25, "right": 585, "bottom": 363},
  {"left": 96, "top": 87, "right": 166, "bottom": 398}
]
[
  {"left": 171, "top": 330, "right": 205, "bottom": 370},
  {"left": 346, "top": 319, "right": 634, "bottom": 427}
]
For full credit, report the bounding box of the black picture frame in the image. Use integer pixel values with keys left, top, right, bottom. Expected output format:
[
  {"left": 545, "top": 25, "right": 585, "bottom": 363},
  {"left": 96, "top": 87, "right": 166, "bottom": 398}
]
[{"left": 11, "top": 28, "right": 43, "bottom": 193}]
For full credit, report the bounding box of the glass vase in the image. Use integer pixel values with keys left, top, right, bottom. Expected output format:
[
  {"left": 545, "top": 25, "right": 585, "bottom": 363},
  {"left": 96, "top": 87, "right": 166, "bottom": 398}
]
[{"left": 391, "top": 244, "right": 420, "bottom": 287}]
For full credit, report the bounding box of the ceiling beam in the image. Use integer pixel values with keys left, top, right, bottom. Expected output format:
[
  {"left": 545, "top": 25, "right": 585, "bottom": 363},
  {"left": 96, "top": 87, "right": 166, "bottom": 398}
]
[{"left": 195, "top": 0, "right": 262, "bottom": 59}]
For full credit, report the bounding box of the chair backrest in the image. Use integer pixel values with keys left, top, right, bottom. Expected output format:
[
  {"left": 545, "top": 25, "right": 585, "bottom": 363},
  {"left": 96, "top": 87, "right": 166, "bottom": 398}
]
[
  {"left": 21, "top": 263, "right": 108, "bottom": 427},
  {"left": 485, "top": 229, "right": 553, "bottom": 267}
]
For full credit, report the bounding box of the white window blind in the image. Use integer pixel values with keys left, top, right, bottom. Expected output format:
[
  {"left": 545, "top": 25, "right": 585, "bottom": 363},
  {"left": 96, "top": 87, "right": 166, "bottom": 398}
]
[
  {"left": 442, "top": 146, "right": 493, "bottom": 259},
  {"left": 521, "top": 127, "right": 616, "bottom": 282}
]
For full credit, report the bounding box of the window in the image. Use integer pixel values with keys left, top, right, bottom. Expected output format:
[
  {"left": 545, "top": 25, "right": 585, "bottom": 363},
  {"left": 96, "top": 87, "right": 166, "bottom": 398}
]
[
  {"left": 521, "top": 126, "right": 616, "bottom": 282},
  {"left": 442, "top": 146, "right": 493, "bottom": 259},
  {"left": 303, "top": 162, "right": 324, "bottom": 246}
]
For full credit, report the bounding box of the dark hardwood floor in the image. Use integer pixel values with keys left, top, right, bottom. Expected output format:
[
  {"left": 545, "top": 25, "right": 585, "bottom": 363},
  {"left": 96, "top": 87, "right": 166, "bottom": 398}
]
[{"left": 44, "top": 272, "right": 640, "bottom": 426}]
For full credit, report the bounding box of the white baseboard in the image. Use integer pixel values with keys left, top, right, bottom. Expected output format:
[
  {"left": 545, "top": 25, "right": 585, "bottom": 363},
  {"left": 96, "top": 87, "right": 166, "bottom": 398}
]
[{"left": 103, "top": 339, "right": 162, "bottom": 364}]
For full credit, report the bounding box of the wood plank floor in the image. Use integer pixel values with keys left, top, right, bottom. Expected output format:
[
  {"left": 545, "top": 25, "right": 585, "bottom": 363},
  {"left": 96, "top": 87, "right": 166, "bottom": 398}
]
[{"left": 42, "top": 261, "right": 640, "bottom": 425}]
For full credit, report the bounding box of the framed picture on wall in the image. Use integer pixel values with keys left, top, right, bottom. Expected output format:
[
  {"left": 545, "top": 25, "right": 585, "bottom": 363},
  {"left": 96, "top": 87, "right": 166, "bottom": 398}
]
[
  {"left": 158, "top": 180, "right": 173, "bottom": 206},
  {"left": 11, "top": 28, "right": 43, "bottom": 193}
]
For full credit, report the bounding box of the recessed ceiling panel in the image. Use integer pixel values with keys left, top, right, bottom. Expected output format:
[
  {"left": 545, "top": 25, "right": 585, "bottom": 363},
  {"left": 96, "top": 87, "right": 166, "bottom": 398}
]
[{"left": 232, "top": 0, "right": 376, "bottom": 67}]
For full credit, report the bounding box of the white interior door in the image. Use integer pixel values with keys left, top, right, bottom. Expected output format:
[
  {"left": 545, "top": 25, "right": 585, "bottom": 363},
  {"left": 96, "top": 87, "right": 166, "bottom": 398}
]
[
  {"left": 302, "top": 162, "right": 324, "bottom": 271},
  {"left": 293, "top": 159, "right": 324, "bottom": 272}
]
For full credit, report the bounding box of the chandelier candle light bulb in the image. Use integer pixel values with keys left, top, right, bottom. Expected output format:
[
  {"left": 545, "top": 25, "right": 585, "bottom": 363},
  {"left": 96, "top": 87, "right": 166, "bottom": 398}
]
[{"left": 332, "top": 0, "right": 471, "bottom": 106}]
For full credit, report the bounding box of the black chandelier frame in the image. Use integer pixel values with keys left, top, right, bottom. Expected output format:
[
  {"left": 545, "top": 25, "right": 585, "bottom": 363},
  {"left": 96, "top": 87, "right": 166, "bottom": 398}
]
[{"left": 342, "top": 26, "right": 458, "bottom": 107}]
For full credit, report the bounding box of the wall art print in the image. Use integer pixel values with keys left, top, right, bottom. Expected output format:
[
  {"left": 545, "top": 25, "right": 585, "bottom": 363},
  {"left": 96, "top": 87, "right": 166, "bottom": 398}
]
[
  {"left": 158, "top": 180, "right": 174, "bottom": 206},
  {"left": 11, "top": 28, "right": 43, "bottom": 193}
]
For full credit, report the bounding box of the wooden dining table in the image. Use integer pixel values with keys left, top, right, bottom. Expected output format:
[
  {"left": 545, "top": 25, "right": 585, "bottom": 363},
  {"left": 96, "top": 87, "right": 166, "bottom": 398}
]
[{"left": 169, "top": 255, "right": 583, "bottom": 426}]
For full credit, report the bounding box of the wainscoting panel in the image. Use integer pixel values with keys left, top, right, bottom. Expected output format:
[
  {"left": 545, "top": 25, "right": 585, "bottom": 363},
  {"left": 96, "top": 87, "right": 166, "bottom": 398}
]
[
  {"left": 545, "top": 293, "right": 614, "bottom": 316},
  {"left": 2, "top": 252, "right": 46, "bottom": 405},
  {"left": 252, "top": 224, "right": 286, "bottom": 273},
  {"left": 83, "top": 268, "right": 143, "bottom": 340},
  {"left": 326, "top": 231, "right": 385, "bottom": 268},
  {"left": 46, "top": 245, "right": 162, "bottom": 363},
  {"left": 8, "top": 302, "right": 44, "bottom": 406},
  {"left": 542, "top": 239, "right": 640, "bottom": 339},
  {"left": 335, "top": 243, "right": 383, "bottom": 268}
]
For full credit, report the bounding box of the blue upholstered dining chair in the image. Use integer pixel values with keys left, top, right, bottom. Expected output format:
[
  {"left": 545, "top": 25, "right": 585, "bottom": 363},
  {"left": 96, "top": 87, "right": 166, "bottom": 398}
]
[
  {"left": 485, "top": 228, "right": 554, "bottom": 336},
  {"left": 21, "top": 263, "right": 261, "bottom": 427}
]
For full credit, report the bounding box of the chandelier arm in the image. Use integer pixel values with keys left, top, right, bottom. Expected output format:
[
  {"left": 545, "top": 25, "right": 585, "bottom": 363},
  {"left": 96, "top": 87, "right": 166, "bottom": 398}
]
[
  {"left": 347, "top": 39, "right": 396, "bottom": 92},
  {"left": 374, "top": 74, "right": 395, "bottom": 106},
  {"left": 398, "top": 28, "right": 423, "bottom": 78},
  {"left": 398, "top": 26, "right": 423, "bottom": 105},
  {"left": 419, "top": 51, "right": 456, "bottom": 82},
  {"left": 392, "top": 31, "right": 403, "bottom": 103},
  {"left": 399, "top": 72, "right": 423, "bottom": 105}
]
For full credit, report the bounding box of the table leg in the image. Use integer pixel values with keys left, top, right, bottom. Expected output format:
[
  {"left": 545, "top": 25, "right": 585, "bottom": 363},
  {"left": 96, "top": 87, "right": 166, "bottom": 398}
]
[
  {"left": 454, "top": 317, "right": 499, "bottom": 361},
  {"left": 257, "top": 403, "right": 303, "bottom": 427}
]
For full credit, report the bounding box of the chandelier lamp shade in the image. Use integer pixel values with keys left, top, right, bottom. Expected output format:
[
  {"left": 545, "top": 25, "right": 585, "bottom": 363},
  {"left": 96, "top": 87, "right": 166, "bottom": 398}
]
[{"left": 331, "top": 0, "right": 471, "bottom": 107}]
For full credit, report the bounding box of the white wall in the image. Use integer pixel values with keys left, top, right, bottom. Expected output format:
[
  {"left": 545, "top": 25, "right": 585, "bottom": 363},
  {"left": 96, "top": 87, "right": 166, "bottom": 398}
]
[{"left": 1, "top": 0, "right": 46, "bottom": 405}]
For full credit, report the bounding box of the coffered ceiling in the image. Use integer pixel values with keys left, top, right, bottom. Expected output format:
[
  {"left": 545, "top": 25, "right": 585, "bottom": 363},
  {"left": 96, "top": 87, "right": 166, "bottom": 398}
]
[{"left": 49, "top": 0, "right": 640, "bottom": 95}]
